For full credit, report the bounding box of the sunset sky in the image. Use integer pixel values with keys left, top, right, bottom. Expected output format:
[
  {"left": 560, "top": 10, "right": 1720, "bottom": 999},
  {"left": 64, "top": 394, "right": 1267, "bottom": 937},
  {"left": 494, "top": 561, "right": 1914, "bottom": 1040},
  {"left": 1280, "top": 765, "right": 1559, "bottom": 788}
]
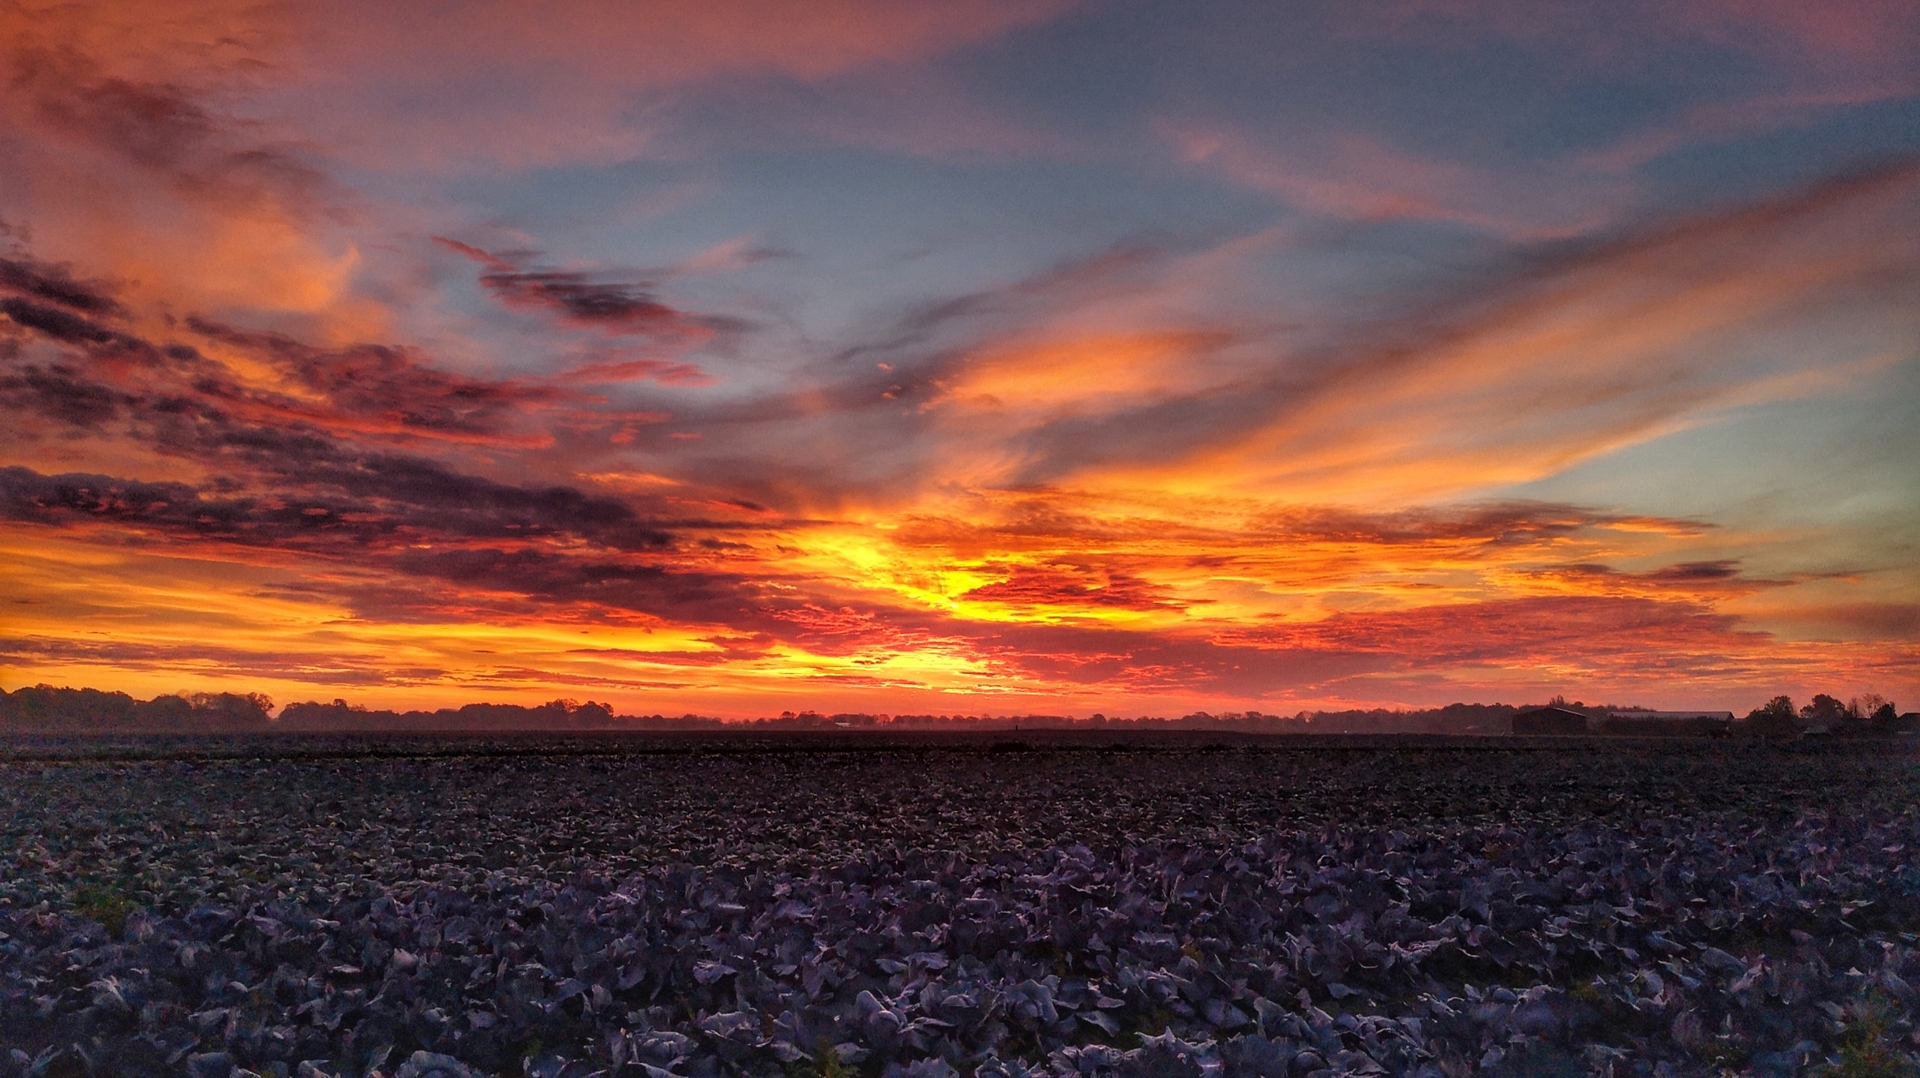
[{"left": 2, "top": 0, "right": 1916, "bottom": 718}]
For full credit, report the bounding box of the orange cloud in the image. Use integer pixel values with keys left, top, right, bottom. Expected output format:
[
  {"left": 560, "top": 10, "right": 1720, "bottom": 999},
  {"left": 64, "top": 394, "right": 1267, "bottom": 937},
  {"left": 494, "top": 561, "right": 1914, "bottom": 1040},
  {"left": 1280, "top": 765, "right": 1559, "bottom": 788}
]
[
  {"left": 0, "top": 0, "right": 1078, "bottom": 344},
  {"left": 2, "top": 1, "right": 1914, "bottom": 718},
  {"left": 0, "top": 14, "right": 368, "bottom": 337},
  {"left": 975, "top": 165, "right": 1920, "bottom": 505},
  {"left": 800, "top": 164, "right": 1916, "bottom": 516}
]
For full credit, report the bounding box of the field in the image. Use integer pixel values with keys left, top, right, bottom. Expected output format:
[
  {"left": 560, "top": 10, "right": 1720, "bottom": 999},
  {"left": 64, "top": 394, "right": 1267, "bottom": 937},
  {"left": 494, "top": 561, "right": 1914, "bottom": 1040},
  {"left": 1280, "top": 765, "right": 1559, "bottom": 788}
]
[{"left": 1, "top": 735, "right": 1916, "bottom": 1077}]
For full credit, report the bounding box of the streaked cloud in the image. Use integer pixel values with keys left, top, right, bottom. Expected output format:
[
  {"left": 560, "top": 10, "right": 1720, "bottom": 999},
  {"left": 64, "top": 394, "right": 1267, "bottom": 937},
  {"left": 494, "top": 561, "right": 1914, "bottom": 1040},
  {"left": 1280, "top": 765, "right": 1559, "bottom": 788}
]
[{"left": 1, "top": 0, "right": 1914, "bottom": 716}]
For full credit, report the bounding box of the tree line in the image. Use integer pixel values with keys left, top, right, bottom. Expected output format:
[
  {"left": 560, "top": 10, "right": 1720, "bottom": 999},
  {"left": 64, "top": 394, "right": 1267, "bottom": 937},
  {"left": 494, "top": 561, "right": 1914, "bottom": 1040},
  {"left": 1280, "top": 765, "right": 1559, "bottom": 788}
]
[
  {"left": 1743, "top": 693, "right": 1906, "bottom": 737},
  {"left": 0, "top": 684, "right": 1909, "bottom": 736}
]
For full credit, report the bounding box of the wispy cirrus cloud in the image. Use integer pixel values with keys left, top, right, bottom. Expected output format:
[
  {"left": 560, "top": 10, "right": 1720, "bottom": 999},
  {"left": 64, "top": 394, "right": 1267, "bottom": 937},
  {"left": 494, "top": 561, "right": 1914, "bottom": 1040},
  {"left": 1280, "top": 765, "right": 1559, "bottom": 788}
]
[
  {"left": 1357, "top": 0, "right": 1920, "bottom": 74},
  {"left": 750, "top": 162, "right": 1915, "bottom": 523},
  {"left": 255, "top": 0, "right": 1082, "bottom": 170},
  {"left": 1162, "top": 122, "right": 1630, "bottom": 239}
]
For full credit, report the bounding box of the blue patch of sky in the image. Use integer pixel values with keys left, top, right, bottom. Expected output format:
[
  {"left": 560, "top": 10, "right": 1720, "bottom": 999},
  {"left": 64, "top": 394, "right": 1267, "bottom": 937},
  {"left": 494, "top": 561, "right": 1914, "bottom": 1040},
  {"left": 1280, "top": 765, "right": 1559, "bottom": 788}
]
[
  {"left": 450, "top": 150, "right": 1281, "bottom": 344},
  {"left": 1634, "top": 97, "right": 1920, "bottom": 209},
  {"left": 1519, "top": 351, "right": 1920, "bottom": 535}
]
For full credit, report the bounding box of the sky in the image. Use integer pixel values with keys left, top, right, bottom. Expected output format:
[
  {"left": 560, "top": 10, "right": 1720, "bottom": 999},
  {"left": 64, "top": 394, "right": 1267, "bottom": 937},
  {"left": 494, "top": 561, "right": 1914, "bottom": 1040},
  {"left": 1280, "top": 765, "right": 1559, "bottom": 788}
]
[{"left": 1, "top": 0, "right": 1917, "bottom": 718}]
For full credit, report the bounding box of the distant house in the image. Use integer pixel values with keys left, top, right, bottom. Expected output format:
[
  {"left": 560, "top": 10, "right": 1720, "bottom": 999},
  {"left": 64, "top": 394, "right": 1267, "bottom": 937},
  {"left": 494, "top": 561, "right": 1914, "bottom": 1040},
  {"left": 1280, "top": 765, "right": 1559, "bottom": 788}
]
[
  {"left": 1600, "top": 710, "right": 1735, "bottom": 738},
  {"left": 1512, "top": 706, "right": 1589, "bottom": 735}
]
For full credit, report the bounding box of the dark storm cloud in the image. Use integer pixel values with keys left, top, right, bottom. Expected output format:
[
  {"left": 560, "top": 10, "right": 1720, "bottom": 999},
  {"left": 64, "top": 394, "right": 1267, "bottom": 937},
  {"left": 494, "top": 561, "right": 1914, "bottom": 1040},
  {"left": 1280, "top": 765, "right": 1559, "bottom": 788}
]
[
  {"left": 0, "top": 448, "right": 675, "bottom": 554},
  {"left": 0, "top": 256, "right": 124, "bottom": 316},
  {"left": 1648, "top": 560, "right": 1743, "bottom": 581},
  {"left": 0, "top": 462, "right": 803, "bottom": 632},
  {"left": 27, "top": 65, "right": 220, "bottom": 170},
  {"left": 2, "top": 467, "right": 211, "bottom": 521},
  {"left": 485, "top": 270, "right": 684, "bottom": 332},
  {"left": 0, "top": 465, "right": 398, "bottom": 546},
  {"left": 1521, "top": 559, "right": 1797, "bottom": 598},
  {"left": 391, "top": 546, "right": 774, "bottom": 624},
  {"left": 1219, "top": 596, "right": 1749, "bottom": 665},
  {"left": 727, "top": 590, "right": 1772, "bottom": 700},
  {"left": 923, "top": 593, "right": 1769, "bottom": 699},
  {"left": 0, "top": 635, "right": 421, "bottom": 686},
  {"left": 8, "top": 45, "right": 329, "bottom": 207},
  {"left": 0, "top": 256, "right": 579, "bottom": 447},
  {"left": 887, "top": 499, "right": 1706, "bottom": 562},
  {"left": 0, "top": 363, "right": 131, "bottom": 426},
  {"left": 1260, "top": 502, "right": 1710, "bottom": 549},
  {"left": 184, "top": 316, "right": 564, "bottom": 438},
  {"left": 0, "top": 281, "right": 715, "bottom": 556},
  {"left": 438, "top": 238, "right": 748, "bottom": 340},
  {"left": 0, "top": 298, "right": 139, "bottom": 348},
  {"left": 960, "top": 620, "right": 1387, "bottom": 696},
  {"left": 960, "top": 564, "right": 1186, "bottom": 611},
  {"left": 291, "top": 453, "right": 677, "bottom": 550}
]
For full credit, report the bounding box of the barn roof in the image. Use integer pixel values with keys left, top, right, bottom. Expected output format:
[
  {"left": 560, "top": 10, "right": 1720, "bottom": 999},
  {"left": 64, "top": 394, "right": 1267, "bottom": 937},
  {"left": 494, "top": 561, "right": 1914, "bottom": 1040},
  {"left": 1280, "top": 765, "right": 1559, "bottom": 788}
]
[
  {"left": 1514, "top": 705, "right": 1588, "bottom": 720},
  {"left": 1607, "top": 710, "right": 1735, "bottom": 721}
]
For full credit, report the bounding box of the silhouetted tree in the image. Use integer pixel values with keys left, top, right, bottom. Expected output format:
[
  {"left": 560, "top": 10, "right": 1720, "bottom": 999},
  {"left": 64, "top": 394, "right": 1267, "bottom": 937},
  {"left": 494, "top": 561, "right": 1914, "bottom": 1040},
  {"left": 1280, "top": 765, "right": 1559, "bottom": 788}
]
[
  {"left": 1850, "top": 694, "right": 1889, "bottom": 731},
  {"left": 1800, "top": 694, "right": 1848, "bottom": 731},
  {"left": 1745, "top": 695, "right": 1799, "bottom": 738}
]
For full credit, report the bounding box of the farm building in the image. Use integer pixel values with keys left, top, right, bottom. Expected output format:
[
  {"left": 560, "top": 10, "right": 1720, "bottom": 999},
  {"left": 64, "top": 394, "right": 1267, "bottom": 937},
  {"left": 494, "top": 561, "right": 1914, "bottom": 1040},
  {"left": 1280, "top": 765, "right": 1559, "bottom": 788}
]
[
  {"left": 1512, "top": 706, "right": 1589, "bottom": 735},
  {"left": 1599, "top": 710, "right": 1735, "bottom": 737}
]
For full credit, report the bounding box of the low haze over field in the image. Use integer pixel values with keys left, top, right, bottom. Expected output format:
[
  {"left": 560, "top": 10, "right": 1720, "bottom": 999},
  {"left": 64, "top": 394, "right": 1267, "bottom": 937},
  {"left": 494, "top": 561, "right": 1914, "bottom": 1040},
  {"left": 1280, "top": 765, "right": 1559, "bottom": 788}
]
[{"left": 1, "top": 0, "right": 1916, "bottom": 717}]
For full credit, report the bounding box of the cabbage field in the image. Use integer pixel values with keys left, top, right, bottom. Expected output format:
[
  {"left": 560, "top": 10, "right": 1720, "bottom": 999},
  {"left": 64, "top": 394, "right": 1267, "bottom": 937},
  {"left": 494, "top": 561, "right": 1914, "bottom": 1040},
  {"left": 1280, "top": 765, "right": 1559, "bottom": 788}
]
[{"left": 1, "top": 736, "right": 1915, "bottom": 1077}]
